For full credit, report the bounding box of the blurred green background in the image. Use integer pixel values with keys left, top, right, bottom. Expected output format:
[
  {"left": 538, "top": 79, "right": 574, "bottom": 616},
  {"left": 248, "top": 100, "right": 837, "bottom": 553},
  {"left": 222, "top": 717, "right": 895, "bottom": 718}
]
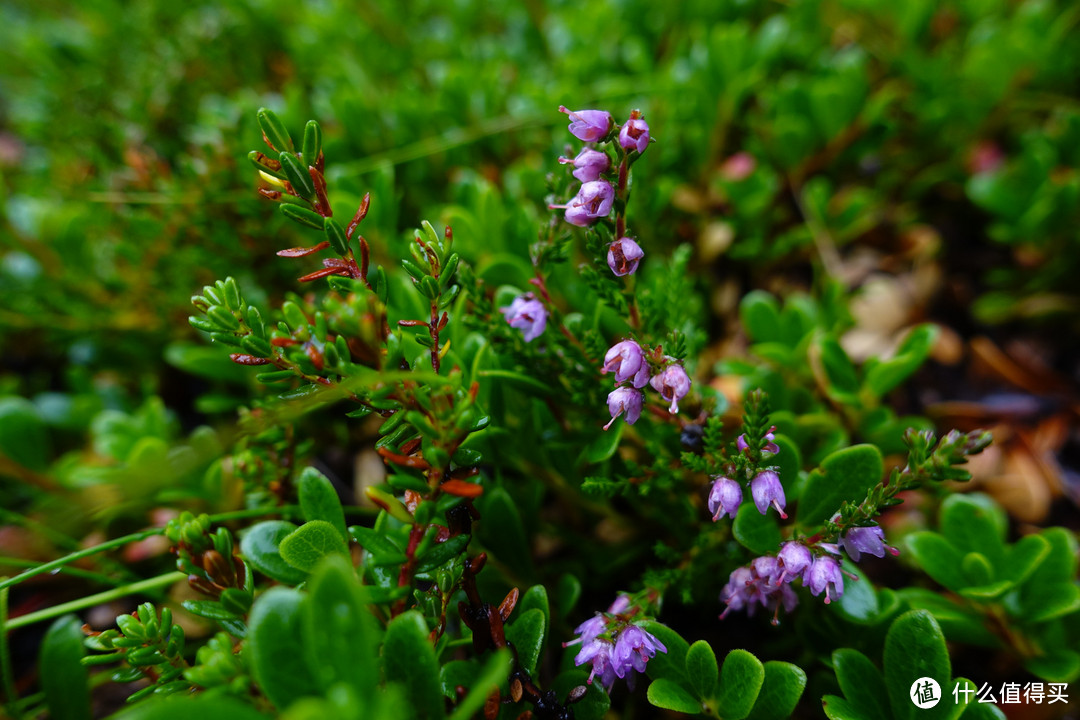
[{"left": 2, "top": 0, "right": 1079, "bottom": 450}]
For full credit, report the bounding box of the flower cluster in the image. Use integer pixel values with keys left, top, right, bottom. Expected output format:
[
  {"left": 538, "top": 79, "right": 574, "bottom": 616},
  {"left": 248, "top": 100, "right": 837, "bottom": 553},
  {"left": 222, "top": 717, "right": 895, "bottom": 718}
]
[
  {"left": 601, "top": 340, "right": 690, "bottom": 429},
  {"left": 551, "top": 106, "right": 650, "bottom": 277},
  {"left": 720, "top": 523, "right": 899, "bottom": 623},
  {"left": 708, "top": 427, "right": 786, "bottom": 520},
  {"left": 564, "top": 595, "right": 667, "bottom": 693}
]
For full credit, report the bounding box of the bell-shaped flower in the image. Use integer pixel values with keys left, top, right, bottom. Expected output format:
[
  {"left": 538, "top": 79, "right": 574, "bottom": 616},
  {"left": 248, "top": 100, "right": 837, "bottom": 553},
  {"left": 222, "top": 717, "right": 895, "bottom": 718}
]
[
  {"left": 559, "top": 147, "right": 611, "bottom": 183},
  {"left": 500, "top": 293, "right": 546, "bottom": 342},
  {"left": 649, "top": 363, "right": 691, "bottom": 414},
  {"left": 607, "top": 237, "right": 644, "bottom": 277},
  {"left": 750, "top": 470, "right": 787, "bottom": 519},
  {"left": 708, "top": 476, "right": 742, "bottom": 521},
  {"left": 618, "top": 111, "right": 650, "bottom": 154},
  {"left": 604, "top": 387, "right": 643, "bottom": 430},
  {"left": 602, "top": 340, "right": 645, "bottom": 385},
  {"left": 559, "top": 106, "right": 614, "bottom": 142}
]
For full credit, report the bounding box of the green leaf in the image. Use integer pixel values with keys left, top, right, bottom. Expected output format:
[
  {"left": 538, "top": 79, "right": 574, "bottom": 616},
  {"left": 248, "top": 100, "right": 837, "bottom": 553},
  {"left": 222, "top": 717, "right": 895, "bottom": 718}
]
[
  {"left": 113, "top": 696, "right": 269, "bottom": 720},
  {"left": 0, "top": 396, "right": 50, "bottom": 471},
  {"left": 953, "top": 680, "right": 1006, "bottom": 720},
  {"left": 895, "top": 589, "right": 998, "bottom": 646},
  {"left": 181, "top": 599, "right": 240, "bottom": 621},
  {"left": 1017, "top": 527, "right": 1080, "bottom": 620},
  {"left": 816, "top": 335, "right": 860, "bottom": 403},
  {"left": 504, "top": 608, "right": 545, "bottom": 676},
  {"left": 240, "top": 520, "right": 308, "bottom": 585},
  {"left": 41, "top": 615, "right": 90, "bottom": 720},
  {"left": 447, "top": 650, "right": 511, "bottom": 720},
  {"left": 279, "top": 520, "right": 350, "bottom": 573},
  {"left": 862, "top": 325, "right": 938, "bottom": 397},
  {"left": 740, "top": 291, "right": 782, "bottom": 343},
  {"left": 477, "top": 487, "right": 530, "bottom": 572},
  {"left": 519, "top": 584, "right": 550, "bottom": 647},
  {"left": 551, "top": 670, "right": 609, "bottom": 720},
  {"left": 257, "top": 107, "right": 294, "bottom": 152},
  {"left": 302, "top": 555, "right": 379, "bottom": 698},
  {"left": 832, "top": 649, "right": 889, "bottom": 720},
  {"left": 798, "top": 445, "right": 883, "bottom": 529},
  {"left": 580, "top": 421, "right": 624, "bottom": 464},
  {"left": 556, "top": 573, "right": 581, "bottom": 619},
  {"left": 745, "top": 661, "right": 806, "bottom": 720},
  {"left": 822, "top": 695, "right": 873, "bottom": 720},
  {"left": 686, "top": 640, "right": 719, "bottom": 700},
  {"left": 958, "top": 552, "right": 995, "bottom": 589},
  {"left": 382, "top": 611, "right": 443, "bottom": 720},
  {"left": 415, "top": 534, "right": 470, "bottom": 574},
  {"left": 904, "top": 532, "right": 966, "bottom": 592},
  {"left": 834, "top": 561, "right": 880, "bottom": 625},
  {"left": 349, "top": 525, "right": 407, "bottom": 566},
  {"left": 716, "top": 649, "right": 765, "bottom": 720},
  {"left": 883, "top": 611, "right": 951, "bottom": 720},
  {"left": 640, "top": 621, "right": 691, "bottom": 685},
  {"left": 733, "top": 502, "right": 781, "bottom": 555},
  {"left": 298, "top": 467, "right": 348, "bottom": 543},
  {"left": 1001, "top": 534, "right": 1049, "bottom": 586},
  {"left": 647, "top": 678, "right": 702, "bottom": 714},
  {"left": 1024, "top": 650, "right": 1080, "bottom": 683},
  {"left": 248, "top": 587, "right": 318, "bottom": 710},
  {"left": 940, "top": 494, "right": 1006, "bottom": 567}
]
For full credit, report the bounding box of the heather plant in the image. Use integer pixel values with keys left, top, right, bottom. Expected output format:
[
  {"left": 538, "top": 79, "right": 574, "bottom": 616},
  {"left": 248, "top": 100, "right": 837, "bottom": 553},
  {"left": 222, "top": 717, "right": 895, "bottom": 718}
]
[{"left": 3, "top": 3, "right": 1080, "bottom": 720}]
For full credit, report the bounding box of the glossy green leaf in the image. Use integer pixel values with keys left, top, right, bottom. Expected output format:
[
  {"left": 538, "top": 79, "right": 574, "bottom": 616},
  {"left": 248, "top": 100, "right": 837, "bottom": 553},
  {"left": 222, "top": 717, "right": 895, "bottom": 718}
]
[
  {"left": 248, "top": 587, "right": 318, "bottom": 710},
  {"left": 745, "top": 661, "right": 806, "bottom": 720},
  {"left": 904, "top": 532, "right": 966, "bottom": 592},
  {"left": 382, "top": 611, "right": 443, "bottom": 720},
  {"left": 551, "top": 669, "right": 609, "bottom": 720},
  {"left": 257, "top": 107, "right": 294, "bottom": 152},
  {"left": 279, "top": 520, "right": 349, "bottom": 572},
  {"left": 831, "top": 649, "right": 889, "bottom": 720},
  {"left": 580, "top": 421, "right": 624, "bottom": 464},
  {"left": 686, "top": 640, "right": 719, "bottom": 700},
  {"left": 240, "top": 520, "right": 308, "bottom": 585},
  {"left": 640, "top": 620, "right": 691, "bottom": 685},
  {"left": 896, "top": 589, "right": 998, "bottom": 647},
  {"left": 959, "top": 552, "right": 994, "bottom": 588},
  {"left": 883, "top": 611, "right": 951, "bottom": 720},
  {"left": 1024, "top": 650, "right": 1080, "bottom": 683},
  {"left": 505, "top": 608, "right": 545, "bottom": 676},
  {"left": 440, "top": 660, "right": 478, "bottom": 700},
  {"left": 1001, "top": 534, "right": 1049, "bottom": 586},
  {"left": 733, "top": 502, "right": 781, "bottom": 555},
  {"left": 519, "top": 584, "right": 550, "bottom": 646},
  {"left": 303, "top": 555, "right": 379, "bottom": 698},
  {"left": 798, "top": 444, "right": 883, "bottom": 529},
  {"left": 822, "top": 695, "right": 874, "bottom": 720},
  {"left": 940, "top": 494, "right": 1006, "bottom": 567},
  {"left": 834, "top": 561, "right": 880, "bottom": 625},
  {"left": 717, "top": 649, "right": 765, "bottom": 720},
  {"left": 41, "top": 615, "right": 90, "bottom": 720},
  {"left": 477, "top": 487, "right": 530, "bottom": 572},
  {"left": 349, "top": 525, "right": 407, "bottom": 566},
  {"left": 298, "top": 467, "right": 348, "bottom": 543},
  {"left": 447, "top": 649, "right": 511, "bottom": 720},
  {"left": 647, "top": 678, "right": 702, "bottom": 714},
  {"left": 415, "top": 534, "right": 470, "bottom": 574}
]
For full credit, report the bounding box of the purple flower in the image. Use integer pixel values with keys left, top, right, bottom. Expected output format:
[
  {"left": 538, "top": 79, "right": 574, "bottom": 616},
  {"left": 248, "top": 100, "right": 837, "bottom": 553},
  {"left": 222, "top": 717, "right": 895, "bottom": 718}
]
[
  {"left": 549, "top": 180, "right": 615, "bottom": 227},
  {"left": 708, "top": 476, "right": 742, "bottom": 521},
  {"left": 618, "top": 111, "right": 650, "bottom": 154},
  {"left": 611, "top": 625, "right": 667, "bottom": 686},
  {"left": 567, "top": 614, "right": 607, "bottom": 648},
  {"left": 750, "top": 470, "right": 787, "bottom": 519},
  {"left": 559, "top": 148, "right": 611, "bottom": 183},
  {"left": 751, "top": 556, "right": 782, "bottom": 586},
  {"left": 719, "top": 566, "right": 753, "bottom": 617},
  {"left": 575, "top": 639, "right": 618, "bottom": 692},
  {"left": 720, "top": 562, "right": 799, "bottom": 624},
  {"left": 839, "top": 526, "right": 899, "bottom": 563},
  {"left": 607, "top": 237, "right": 644, "bottom": 277},
  {"left": 736, "top": 430, "right": 780, "bottom": 456},
  {"left": 559, "top": 106, "right": 614, "bottom": 142},
  {"left": 649, "top": 363, "right": 691, "bottom": 414},
  {"left": 602, "top": 340, "right": 646, "bottom": 386},
  {"left": 776, "top": 542, "right": 813, "bottom": 585},
  {"left": 604, "top": 387, "right": 643, "bottom": 430},
  {"left": 607, "top": 594, "right": 631, "bottom": 615},
  {"left": 500, "top": 293, "right": 547, "bottom": 342},
  {"left": 807, "top": 555, "right": 844, "bottom": 604}
]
